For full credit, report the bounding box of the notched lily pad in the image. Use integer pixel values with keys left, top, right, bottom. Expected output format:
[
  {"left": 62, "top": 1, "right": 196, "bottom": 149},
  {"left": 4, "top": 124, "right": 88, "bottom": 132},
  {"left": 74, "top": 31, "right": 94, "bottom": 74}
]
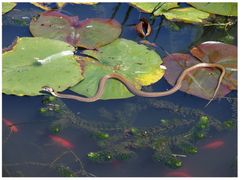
[
  {"left": 70, "top": 38, "right": 165, "bottom": 100},
  {"left": 163, "top": 42, "right": 237, "bottom": 100},
  {"left": 3, "top": 37, "right": 83, "bottom": 96},
  {"left": 30, "top": 11, "right": 121, "bottom": 49},
  {"left": 2, "top": 2, "right": 16, "bottom": 14},
  {"left": 189, "top": 3, "right": 237, "bottom": 16}
]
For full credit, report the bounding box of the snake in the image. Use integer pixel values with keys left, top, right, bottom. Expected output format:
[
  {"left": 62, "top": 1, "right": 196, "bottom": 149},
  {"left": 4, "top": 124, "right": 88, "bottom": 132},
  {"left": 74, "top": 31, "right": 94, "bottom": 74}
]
[{"left": 41, "top": 63, "right": 226, "bottom": 102}]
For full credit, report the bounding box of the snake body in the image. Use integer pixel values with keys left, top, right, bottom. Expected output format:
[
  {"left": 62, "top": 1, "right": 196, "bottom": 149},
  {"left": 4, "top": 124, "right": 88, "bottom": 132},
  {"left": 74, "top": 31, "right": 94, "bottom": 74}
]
[{"left": 42, "top": 63, "right": 225, "bottom": 102}]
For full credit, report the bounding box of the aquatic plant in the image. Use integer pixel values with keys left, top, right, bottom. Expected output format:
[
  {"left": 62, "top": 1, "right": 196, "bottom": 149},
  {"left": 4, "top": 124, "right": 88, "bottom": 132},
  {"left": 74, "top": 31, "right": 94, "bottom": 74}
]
[
  {"left": 30, "top": 11, "right": 121, "bottom": 49},
  {"left": 2, "top": 2, "right": 16, "bottom": 14},
  {"left": 163, "top": 41, "right": 237, "bottom": 100},
  {"left": 70, "top": 38, "right": 165, "bottom": 99},
  {"left": 189, "top": 3, "right": 237, "bottom": 16},
  {"left": 2, "top": 37, "right": 83, "bottom": 96},
  {"left": 130, "top": 2, "right": 210, "bottom": 23},
  {"left": 38, "top": 96, "right": 234, "bottom": 168},
  {"left": 3, "top": 150, "right": 95, "bottom": 177},
  {"left": 130, "top": 3, "right": 237, "bottom": 23}
]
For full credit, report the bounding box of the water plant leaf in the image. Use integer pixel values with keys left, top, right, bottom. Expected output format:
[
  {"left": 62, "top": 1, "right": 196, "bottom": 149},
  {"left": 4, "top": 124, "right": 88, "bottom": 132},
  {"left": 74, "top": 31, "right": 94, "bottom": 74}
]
[
  {"left": 3, "top": 37, "right": 83, "bottom": 96},
  {"left": 29, "top": 11, "right": 121, "bottom": 49},
  {"left": 190, "top": 41, "right": 237, "bottom": 90},
  {"left": 57, "top": 2, "right": 98, "bottom": 8},
  {"left": 130, "top": 2, "right": 179, "bottom": 16},
  {"left": 163, "top": 7, "right": 210, "bottom": 23},
  {"left": 70, "top": 38, "right": 165, "bottom": 99},
  {"left": 163, "top": 42, "right": 237, "bottom": 100},
  {"left": 2, "top": 2, "right": 16, "bottom": 14},
  {"left": 189, "top": 3, "right": 237, "bottom": 16},
  {"left": 130, "top": 3, "right": 210, "bottom": 24}
]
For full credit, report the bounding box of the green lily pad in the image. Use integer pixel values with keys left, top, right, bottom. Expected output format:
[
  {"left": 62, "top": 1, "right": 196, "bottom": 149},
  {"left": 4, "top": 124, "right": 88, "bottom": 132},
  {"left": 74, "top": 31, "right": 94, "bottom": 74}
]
[
  {"left": 189, "top": 3, "right": 237, "bottom": 16},
  {"left": 3, "top": 37, "right": 83, "bottom": 96},
  {"left": 163, "top": 7, "right": 210, "bottom": 23},
  {"left": 130, "top": 2, "right": 179, "bottom": 16},
  {"left": 29, "top": 11, "right": 121, "bottom": 49},
  {"left": 130, "top": 3, "right": 210, "bottom": 24},
  {"left": 2, "top": 2, "right": 16, "bottom": 14},
  {"left": 70, "top": 38, "right": 165, "bottom": 100}
]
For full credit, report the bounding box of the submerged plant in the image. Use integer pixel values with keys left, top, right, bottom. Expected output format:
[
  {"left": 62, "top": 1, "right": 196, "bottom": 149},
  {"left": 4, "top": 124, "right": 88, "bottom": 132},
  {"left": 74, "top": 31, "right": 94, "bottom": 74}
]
[{"left": 38, "top": 96, "right": 234, "bottom": 168}]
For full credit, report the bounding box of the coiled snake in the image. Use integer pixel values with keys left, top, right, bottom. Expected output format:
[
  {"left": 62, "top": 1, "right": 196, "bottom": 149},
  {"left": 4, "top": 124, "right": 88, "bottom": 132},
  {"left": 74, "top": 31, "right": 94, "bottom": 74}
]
[{"left": 42, "top": 63, "right": 225, "bottom": 103}]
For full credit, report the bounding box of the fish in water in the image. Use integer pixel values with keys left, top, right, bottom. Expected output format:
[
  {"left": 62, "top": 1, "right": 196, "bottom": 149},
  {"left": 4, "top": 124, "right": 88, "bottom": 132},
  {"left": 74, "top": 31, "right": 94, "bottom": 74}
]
[
  {"left": 166, "top": 170, "right": 191, "bottom": 177},
  {"left": 3, "top": 118, "right": 19, "bottom": 133},
  {"left": 49, "top": 135, "right": 74, "bottom": 149},
  {"left": 202, "top": 140, "right": 224, "bottom": 149}
]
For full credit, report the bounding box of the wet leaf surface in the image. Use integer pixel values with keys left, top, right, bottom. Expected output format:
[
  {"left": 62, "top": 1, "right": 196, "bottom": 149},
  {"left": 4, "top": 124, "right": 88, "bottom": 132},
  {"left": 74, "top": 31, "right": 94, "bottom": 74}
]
[
  {"left": 130, "top": 2, "right": 179, "bottom": 16},
  {"left": 30, "top": 11, "right": 121, "bottom": 49},
  {"left": 3, "top": 37, "right": 83, "bottom": 96},
  {"left": 189, "top": 3, "right": 237, "bottom": 16},
  {"left": 163, "top": 7, "right": 210, "bottom": 24},
  {"left": 70, "top": 38, "right": 165, "bottom": 99},
  {"left": 2, "top": 2, "right": 16, "bottom": 14},
  {"left": 163, "top": 42, "right": 237, "bottom": 100},
  {"left": 130, "top": 3, "right": 210, "bottom": 23}
]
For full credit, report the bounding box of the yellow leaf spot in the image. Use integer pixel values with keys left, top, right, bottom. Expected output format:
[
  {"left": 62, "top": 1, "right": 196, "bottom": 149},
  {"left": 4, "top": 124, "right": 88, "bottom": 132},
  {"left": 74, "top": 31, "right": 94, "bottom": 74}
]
[{"left": 135, "top": 68, "right": 165, "bottom": 86}]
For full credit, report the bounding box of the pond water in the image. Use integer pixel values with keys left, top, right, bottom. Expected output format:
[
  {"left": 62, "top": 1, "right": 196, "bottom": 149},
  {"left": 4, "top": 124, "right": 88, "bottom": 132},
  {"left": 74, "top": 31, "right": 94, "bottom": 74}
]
[{"left": 2, "top": 3, "right": 237, "bottom": 177}]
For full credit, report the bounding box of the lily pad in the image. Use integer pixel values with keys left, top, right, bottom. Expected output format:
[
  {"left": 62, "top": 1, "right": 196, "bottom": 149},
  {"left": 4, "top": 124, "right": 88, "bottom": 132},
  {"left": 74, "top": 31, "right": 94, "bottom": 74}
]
[
  {"left": 189, "top": 3, "right": 237, "bottom": 16},
  {"left": 70, "top": 38, "right": 165, "bottom": 99},
  {"left": 130, "top": 3, "right": 210, "bottom": 24},
  {"left": 29, "top": 11, "right": 121, "bottom": 49},
  {"left": 163, "top": 7, "right": 210, "bottom": 23},
  {"left": 3, "top": 37, "right": 83, "bottom": 96},
  {"left": 163, "top": 42, "right": 237, "bottom": 100},
  {"left": 2, "top": 2, "right": 16, "bottom": 14},
  {"left": 190, "top": 41, "right": 237, "bottom": 90},
  {"left": 57, "top": 2, "right": 98, "bottom": 8},
  {"left": 130, "top": 2, "right": 179, "bottom": 16}
]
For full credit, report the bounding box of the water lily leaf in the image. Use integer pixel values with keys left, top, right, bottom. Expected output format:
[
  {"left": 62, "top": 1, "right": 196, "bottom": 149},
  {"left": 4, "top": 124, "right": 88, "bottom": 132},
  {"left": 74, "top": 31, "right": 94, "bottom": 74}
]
[
  {"left": 70, "top": 38, "right": 165, "bottom": 99},
  {"left": 2, "top": 2, "right": 16, "bottom": 14},
  {"left": 190, "top": 41, "right": 237, "bottom": 90},
  {"left": 32, "top": 2, "right": 98, "bottom": 10},
  {"left": 130, "top": 2, "right": 179, "bottom": 16},
  {"left": 130, "top": 3, "right": 209, "bottom": 24},
  {"left": 3, "top": 37, "right": 83, "bottom": 96},
  {"left": 31, "top": 3, "right": 52, "bottom": 11},
  {"left": 189, "top": 3, "right": 237, "bottom": 16},
  {"left": 29, "top": 11, "right": 121, "bottom": 49},
  {"left": 163, "top": 7, "right": 210, "bottom": 23},
  {"left": 163, "top": 42, "right": 237, "bottom": 100}
]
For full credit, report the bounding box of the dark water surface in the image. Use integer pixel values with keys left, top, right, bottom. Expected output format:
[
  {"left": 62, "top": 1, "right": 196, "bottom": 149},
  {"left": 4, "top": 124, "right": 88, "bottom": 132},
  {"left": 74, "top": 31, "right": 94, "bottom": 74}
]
[{"left": 2, "top": 3, "right": 237, "bottom": 177}]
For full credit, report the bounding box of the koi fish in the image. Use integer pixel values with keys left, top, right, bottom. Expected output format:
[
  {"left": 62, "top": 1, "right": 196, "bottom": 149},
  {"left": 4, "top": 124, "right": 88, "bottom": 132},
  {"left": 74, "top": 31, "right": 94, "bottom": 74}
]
[
  {"left": 166, "top": 171, "right": 191, "bottom": 177},
  {"left": 3, "top": 118, "right": 18, "bottom": 133},
  {"left": 202, "top": 140, "right": 224, "bottom": 149},
  {"left": 49, "top": 135, "right": 74, "bottom": 149}
]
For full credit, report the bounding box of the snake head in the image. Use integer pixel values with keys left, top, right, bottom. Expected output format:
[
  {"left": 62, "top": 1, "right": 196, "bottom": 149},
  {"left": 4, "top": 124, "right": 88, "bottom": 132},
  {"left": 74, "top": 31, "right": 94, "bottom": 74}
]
[{"left": 41, "top": 86, "right": 54, "bottom": 93}]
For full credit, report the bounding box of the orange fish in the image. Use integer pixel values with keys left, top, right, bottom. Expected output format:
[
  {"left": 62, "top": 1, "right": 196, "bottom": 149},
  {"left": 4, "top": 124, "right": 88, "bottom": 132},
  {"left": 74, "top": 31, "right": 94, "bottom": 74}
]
[
  {"left": 3, "top": 118, "right": 19, "bottom": 133},
  {"left": 202, "top": 140, "right": 224, "bottom": 149},
  {"left": 49, "top": 135, "right": 74, "bottom": 149},
  {"left": 166, "top": 171, "right": 191, "bottom": 177}
]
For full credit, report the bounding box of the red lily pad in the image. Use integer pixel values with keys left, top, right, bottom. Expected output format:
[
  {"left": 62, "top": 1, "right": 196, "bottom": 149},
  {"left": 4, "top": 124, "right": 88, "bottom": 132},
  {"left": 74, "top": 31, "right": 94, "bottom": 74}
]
[
  {"left": 163, "top": 42, "right": 237, "bottom": 100},
  {"left": 30, "top": 11, "right": 121, "bottom": 49}
]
